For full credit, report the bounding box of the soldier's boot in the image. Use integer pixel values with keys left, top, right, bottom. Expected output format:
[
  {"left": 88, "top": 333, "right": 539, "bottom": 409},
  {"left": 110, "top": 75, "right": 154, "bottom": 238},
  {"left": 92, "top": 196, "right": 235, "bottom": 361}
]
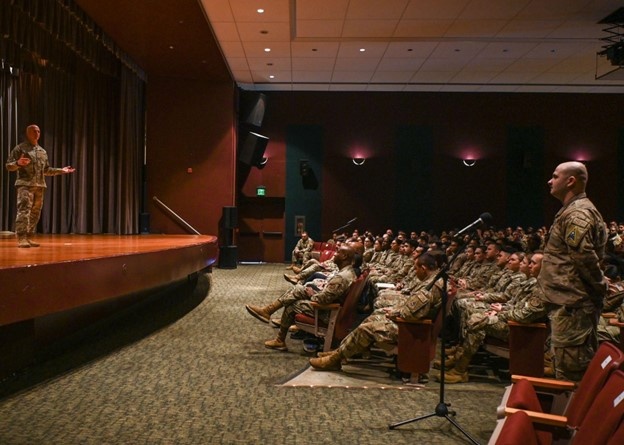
[
  {"left": 292, "top": 266, "right": 302, "bottom": 274},
  {"left": 264, "top": 327, "right": 288, "bottom": 351},
  {"left": 309, "top": 349, "right": 343, "bottom": 371},
  {"left": 433, "top": 354, "right": 457, "bottom": 370},
  {"left": 18, "top": 237, "right": 30, "bottom": 248},
  {"left": 444, "top": 345, "right": 458, "bottom": 356},
  {"left": 245, "top": 300, "right": 283, "bottom": 324},
  {"left": 283, "top": 273, "right": 299, "bottom": 284},
  {"left": 285, "top": 263, "right": 295, "bottom": 270},
  {"left": 437, "top": 353, "right": 471, "bottom": 384},
  {"left": 26, "top": 232, "right": 40, "bottom": 247}
]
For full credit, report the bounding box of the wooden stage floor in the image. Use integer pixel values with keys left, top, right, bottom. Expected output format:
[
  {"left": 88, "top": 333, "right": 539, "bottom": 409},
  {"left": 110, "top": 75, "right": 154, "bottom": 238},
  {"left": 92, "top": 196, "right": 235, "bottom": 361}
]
[{"left": 0, "top": 234, "right": 218, "bottom": 326}]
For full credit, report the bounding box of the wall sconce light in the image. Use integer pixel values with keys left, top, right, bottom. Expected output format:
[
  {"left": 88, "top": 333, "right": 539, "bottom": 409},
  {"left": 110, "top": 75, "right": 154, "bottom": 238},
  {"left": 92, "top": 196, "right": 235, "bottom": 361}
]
[
  {"left": 258, "top": 157, "right": 268, "bottom": 166},
  {"left": 462, "top": 159, "right": 476, "bottom": 167},
  {"left": 352, "top": 157, "right": 366, "bottom": 166}
]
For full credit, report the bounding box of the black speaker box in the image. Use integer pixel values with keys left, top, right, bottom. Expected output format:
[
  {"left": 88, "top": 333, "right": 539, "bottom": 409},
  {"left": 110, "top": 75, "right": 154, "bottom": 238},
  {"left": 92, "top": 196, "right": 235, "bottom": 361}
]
[
  {"left": 222, "top": 206, "right": 238, "bottom": 229},
  {"left": 219, "top": 245, "right": 238, "bottom": 269},
  {"left": 139, "top": 212, "right": 150, "bottom": 234},
  {"left": 239, "top": 91, "right": 267, "bottom": 128},
  {"left": 238, "top": 131, "right": 269, "bottom": 167}
]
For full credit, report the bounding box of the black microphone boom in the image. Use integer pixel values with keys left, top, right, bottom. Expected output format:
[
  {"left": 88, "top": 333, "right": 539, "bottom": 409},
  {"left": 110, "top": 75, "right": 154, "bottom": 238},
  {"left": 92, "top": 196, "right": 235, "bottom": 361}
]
[{"left": 454, "top": 212, "right": 493, "bottom": 239}]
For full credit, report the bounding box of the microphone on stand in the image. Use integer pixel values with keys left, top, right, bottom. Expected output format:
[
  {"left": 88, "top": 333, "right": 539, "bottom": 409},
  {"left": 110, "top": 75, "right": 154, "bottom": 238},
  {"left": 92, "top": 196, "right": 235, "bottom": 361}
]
[{"left": 454, "top": 212, "right": 493, "bottom": 239}]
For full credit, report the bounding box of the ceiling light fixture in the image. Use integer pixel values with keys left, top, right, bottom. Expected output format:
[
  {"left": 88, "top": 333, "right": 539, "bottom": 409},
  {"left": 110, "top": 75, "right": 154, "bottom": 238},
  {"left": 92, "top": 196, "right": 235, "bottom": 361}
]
[
  {"left": 257, "top": 9, "right": 264, "bottom": 14},
  {"left": 462, "top": 159, "right": 476, "bottom": 167},
  {"left": 359, "top": 48, "right": 366, "bottom": 52},
  {"left": 352, "top": 157, "right": 366, "bottom": 166},
  {"left": 264, "top": 48, "right": 271, "bottom": 52}
]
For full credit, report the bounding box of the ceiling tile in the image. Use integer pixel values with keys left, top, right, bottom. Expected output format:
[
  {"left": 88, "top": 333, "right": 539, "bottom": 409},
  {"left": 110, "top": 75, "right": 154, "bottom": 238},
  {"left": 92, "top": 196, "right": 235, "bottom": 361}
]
[
  {"left": 394, "top": 19, "right": 454, "bottom": 37},
  {"left": 229, "top": 0, "right": 290, "bottom": 22},
  {"left": 295, "top": 0, "right": 349, "bottom": 20},
  {"left": 345, "top": 0, "right": 410, "bottom": 20},
  {"left": 246, "top": 57, "right": 291, "bottom": 70},
  {"left": 371, "top": 71, "right": 415, "bottom": 82},
  {"left": 342, "top": 20, "right": 400, "bottom": 38},
  {"left": 292, "top": 71, "right": 333, "bottom": 82},
  {"left": 210, "top": 22, "right": 240, "bottom": 42},
  {"left": 384, "top": 41, "right": 438, "bottom": 58},
  {"left": 402, "top": 0, "right": 470, "bottom": 20},
  {"left": 331, "top": 70, "right": 374, "bottom": 82},
  {"left": 337, "top": 42, "right": 389, "bottom": 58},
  {"left": 377, "top": 57, "right": 426, "bottom": 71},
  {"left": 292, "top": 57, "right": 336, "bottom": 70},
  {"left": 242, "top": 41, "right": 292, "bottom": 57},
  {"left": 334, "top": 58, "right": 381, "bottom": 70},
  {"left": 291, "top": 41, "right": 340, "bottom": 57},
  {"left": 237, "top": 22, "right": 291, "bottom": 41}
]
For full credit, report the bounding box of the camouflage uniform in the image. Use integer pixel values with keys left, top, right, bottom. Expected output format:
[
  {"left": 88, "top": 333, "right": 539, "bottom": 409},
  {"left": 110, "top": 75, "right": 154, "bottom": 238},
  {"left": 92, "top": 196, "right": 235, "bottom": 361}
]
[
  {"left": 295, "top": 257, "right": 339, "bottom": 282},
  {"left": 291, "top": 236, "right": 315, "bottom": 264},
  {"left": 277, "top": 265, "right": 356, "bottom": 330},
  {"left": 334, "top": 274, "right": 443, "bottom": 358},
  {"left": 538, "top": 193, "right": 608, "bottom": 381},
  {"left": 374, "top": 273, "right": 424, "bottom": 309},
  {"left": 456, "top": 283, "right": 548, "bottom": 364},
  {"left": 6, "top": 141, "right": 67, "bottom": 239}
]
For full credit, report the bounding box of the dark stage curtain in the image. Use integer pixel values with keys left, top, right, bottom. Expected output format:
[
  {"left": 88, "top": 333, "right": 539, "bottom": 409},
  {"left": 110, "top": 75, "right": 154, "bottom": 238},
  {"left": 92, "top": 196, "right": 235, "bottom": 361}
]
[{"left": 0, "top": 0, "right": 146, "bottom": 234}]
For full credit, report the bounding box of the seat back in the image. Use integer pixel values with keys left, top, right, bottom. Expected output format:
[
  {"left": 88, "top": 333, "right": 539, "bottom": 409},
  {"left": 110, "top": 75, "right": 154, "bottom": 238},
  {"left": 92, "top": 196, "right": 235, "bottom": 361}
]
[
  {"left": 572, "top": 369, "right": 624, "bottom": 445},
  {"left": 494, "top": 410, "right": 541, "bottom": 445},
  {"left": 333, "top": 271, "right": 368, "bottom": 341},
  {"left": 396, "top": 286, "right": 455, "bottom": 373},
  {"left": 565, "top": 341, "right": 624, "bottom": 428},
  {"left": 319, "top": 249, "right": 335, "bottom": 263}
]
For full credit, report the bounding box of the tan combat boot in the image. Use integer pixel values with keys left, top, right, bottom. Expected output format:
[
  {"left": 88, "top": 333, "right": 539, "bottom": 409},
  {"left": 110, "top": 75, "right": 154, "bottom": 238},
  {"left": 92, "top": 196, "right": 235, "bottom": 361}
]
[
  {"left": 18, "top": 237, "right": 30, "bottom": 248},
  {"left": 433, "top": 354, "right": 457, "bottom": 370},
  {"left": 283, "top": 273, "right": 299, "bottom": 284},
  {"left": 265, "top": 327, "right": 288, "bottom": 351},
  {"left": 437, "top": 353, "right": 470, "bottom": 384},
  {"left": 245, "top": 300, "right": 283, "bottom": 323},
  {"left": 292, "top": 266, "right": 302, "bottom": 274},
  {"left": 309, "top": 349, "right": 343, "bottom": 371}
]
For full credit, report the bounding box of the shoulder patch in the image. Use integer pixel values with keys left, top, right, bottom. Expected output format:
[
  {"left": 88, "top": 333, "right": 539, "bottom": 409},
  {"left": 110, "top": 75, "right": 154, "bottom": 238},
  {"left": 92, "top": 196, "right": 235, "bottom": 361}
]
[{"left": 565, "top": 224, "right": 588, "bottom": 248}]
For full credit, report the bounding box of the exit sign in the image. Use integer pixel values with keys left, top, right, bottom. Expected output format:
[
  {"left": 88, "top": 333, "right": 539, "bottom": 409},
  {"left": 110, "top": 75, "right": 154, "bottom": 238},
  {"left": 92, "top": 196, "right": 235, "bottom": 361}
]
[{"left": 256, "top": 186, "right": 266, "bottom": 196}]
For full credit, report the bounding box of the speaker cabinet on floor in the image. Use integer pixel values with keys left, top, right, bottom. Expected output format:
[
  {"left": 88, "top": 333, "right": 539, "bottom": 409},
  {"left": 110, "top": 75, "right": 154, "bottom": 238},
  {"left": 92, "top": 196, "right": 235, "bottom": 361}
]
[{"left": 219, "top": 245, "right": 238, "bottom": 269}]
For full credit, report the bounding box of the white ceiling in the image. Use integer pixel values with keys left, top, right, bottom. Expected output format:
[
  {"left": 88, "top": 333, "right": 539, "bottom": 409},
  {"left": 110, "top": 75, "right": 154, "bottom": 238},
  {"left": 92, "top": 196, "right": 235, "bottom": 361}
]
[{"left": 199, "top": 0, "right": 624, "bottom": 93}]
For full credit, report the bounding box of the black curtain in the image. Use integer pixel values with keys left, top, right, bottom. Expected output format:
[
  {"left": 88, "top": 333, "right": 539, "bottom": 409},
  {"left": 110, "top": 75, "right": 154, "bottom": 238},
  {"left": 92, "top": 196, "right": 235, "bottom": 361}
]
[{"left": 0, "top": 0, "right": 146, "bottom": 234}]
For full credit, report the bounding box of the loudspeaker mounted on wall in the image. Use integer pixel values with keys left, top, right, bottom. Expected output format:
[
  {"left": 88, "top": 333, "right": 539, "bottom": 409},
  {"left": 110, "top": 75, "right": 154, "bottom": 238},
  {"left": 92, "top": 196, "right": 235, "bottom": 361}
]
[
  {"left": 238, "top": 131, "right": 269, "bottom": 167},
  {"left": 239, "top": 91, "right": 267, "bottom": 128}
]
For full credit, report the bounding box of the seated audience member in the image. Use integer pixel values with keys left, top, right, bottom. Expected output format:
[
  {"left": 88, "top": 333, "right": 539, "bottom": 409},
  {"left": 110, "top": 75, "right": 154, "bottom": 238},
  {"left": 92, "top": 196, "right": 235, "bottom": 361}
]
[
  {"left": 286, "top": 231, "right": 314, "bottom": 270},
  {"left": 246, "top": 245, "right": 356, "bottom": 351},
  {"left": 361, "top": 235, "right": 375, "bottom": 265},
  {"left": 440, "top": 252, "right": 545, "bottom": 383},
  {"left": 457, "top": 242, "right": 501, "bottom": 291},
  {"left": 308, "top": 252, "right": 447, "bottom": 371}
]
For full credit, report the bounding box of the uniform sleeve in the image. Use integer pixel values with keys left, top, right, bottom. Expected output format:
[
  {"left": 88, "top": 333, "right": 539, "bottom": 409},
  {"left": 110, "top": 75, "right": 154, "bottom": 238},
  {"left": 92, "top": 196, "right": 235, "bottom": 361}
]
[
  {"left": 565, "top": 210, "right": 608, "bottom": 304},
  {"left": 311, "top": 275, "right": 349, "bottom": 304},
  {"left": 5, "top": 147, "right": 21, "bottom": 171},
  {"left": 498, "top": 290, "right": 547, "bottom": 324}
]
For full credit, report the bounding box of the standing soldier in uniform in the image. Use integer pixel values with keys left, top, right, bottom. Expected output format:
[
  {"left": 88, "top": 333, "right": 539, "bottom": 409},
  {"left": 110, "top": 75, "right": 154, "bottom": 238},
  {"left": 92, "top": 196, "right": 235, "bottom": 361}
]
[
  {"left": 5, "top": 125, "right": 75, "bottom": 248},
  {"left": 539, "top": 161, "right": 607, "bottom": 381}
]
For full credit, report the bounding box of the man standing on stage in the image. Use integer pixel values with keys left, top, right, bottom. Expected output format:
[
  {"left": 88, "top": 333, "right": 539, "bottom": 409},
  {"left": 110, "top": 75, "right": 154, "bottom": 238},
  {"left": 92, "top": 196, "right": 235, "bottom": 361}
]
[
  {"left": 5, "top": 124, "right": 75, "bottom": 248},
  {"left": 539, "top": 161, "right": 607, "bottom": 381}
]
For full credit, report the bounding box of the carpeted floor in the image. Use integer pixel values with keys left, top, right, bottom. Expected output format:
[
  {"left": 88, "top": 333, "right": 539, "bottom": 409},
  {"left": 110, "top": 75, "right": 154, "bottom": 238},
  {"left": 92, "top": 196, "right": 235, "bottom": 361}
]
[{"left": 0, "top": 264, "right": 506, "bottom": 444}]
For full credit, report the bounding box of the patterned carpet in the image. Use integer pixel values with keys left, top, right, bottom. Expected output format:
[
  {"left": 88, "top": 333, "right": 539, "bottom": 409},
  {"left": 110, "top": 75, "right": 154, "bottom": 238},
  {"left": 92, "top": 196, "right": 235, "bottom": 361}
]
[{"left": 0, "top": 264, "right": 505, "bottom": 444}]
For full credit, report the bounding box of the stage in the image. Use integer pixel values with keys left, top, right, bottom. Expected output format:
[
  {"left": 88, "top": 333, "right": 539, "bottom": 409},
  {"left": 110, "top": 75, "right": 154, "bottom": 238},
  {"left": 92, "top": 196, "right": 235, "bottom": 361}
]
[{"left": 0, "top": 234, "right": 218, "bottom": 378}]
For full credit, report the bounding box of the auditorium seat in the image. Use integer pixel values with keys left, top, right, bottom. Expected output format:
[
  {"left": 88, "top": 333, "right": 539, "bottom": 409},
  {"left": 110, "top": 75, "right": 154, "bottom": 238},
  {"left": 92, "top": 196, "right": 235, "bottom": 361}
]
[
  {"left": 490, "top": 369, "right": 624, "bottom": 445},
  {"left": 294, "top": 271, "right": 368, "bottom": 351},
  {"left": 496, "top": 341, "right": 624, "bottom": 430}
]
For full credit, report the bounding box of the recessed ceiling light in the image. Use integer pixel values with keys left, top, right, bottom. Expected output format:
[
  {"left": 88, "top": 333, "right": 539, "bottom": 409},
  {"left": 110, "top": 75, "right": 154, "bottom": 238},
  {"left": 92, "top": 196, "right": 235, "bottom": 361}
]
[
  {"left": 169, "top": 45, "right": 174, "bottom": 50},
  {"left": 407, "top": 48, "right": 413, "bottom": 52},
  {"left": 359, "top": 48, "right": 366, "bottom": 52},
  {"left": 267, "top": 63, "right": 273, "bottom": 66},
  {"left": 260, "top": 30, "right": 268, "bottom": 34},
  {"left": 264, "top": 48, "right": 271, "bottom": 52},
  {"left": 269, "top": 75, "right": 275, "bottom": 79},
  {"left": 454, "top": 48, "right": 461, "bottom": 52},
  {"left": 257, "top": 8, "right": 264, "bottom": 14},
  {"left": 312, "top": 48, "right": 318, "bottom": 52}
]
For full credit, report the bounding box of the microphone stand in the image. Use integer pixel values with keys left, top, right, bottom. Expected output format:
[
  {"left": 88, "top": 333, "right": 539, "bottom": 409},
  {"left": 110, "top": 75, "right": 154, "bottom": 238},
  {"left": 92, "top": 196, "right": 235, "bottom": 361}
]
[
  {"left": 331, "top": 218, "right": 357, "bottom": 234},
  {"left": 388, "top": 234, "right": 481, "bottom": 445}
]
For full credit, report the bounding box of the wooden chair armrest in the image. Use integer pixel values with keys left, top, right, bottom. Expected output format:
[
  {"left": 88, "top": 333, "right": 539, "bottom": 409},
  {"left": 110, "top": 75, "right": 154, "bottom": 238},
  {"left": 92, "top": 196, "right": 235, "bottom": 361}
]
[
  {"left": 394, "top": 317, "right": 433, "bottom": 325},
  {"left": 608, "top": 318, "right": 624, "bottom": 326},
  {"left": 504, "top": 407, "right": 568, "bottom": 428},
  {"left": 602, "top": 312, "right": 617, "bottom": 319},
  {"left": 510, "top": 375, "right": 576, "bottom": 391},
  {"left": 508, "top": 320, "right": 547, "bottom": 328},
  {"left": 309, "top": 302, "right": 340, "bottom": 310}
]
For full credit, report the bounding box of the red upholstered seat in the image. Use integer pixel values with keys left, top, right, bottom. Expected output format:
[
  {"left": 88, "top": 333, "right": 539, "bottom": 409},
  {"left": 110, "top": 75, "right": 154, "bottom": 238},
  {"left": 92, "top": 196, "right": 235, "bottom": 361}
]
[
  {"left": 492, "top": 370, "right": 624, "bottom": 445},
  {"left": 494, "top": 411, "right": 540, "bottom": 445},
  {"left": 502, "top": 341, "right": 624, "bottom": 428},
  {"left": 294, "top": 271, "right": 368, "bottom": 351}
]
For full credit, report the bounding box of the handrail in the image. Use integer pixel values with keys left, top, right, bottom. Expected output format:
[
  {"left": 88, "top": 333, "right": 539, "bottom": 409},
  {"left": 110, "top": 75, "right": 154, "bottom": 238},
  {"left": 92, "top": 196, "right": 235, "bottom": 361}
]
[{"left": 153, "top": 196, "right": 201, "bottom": 235}]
